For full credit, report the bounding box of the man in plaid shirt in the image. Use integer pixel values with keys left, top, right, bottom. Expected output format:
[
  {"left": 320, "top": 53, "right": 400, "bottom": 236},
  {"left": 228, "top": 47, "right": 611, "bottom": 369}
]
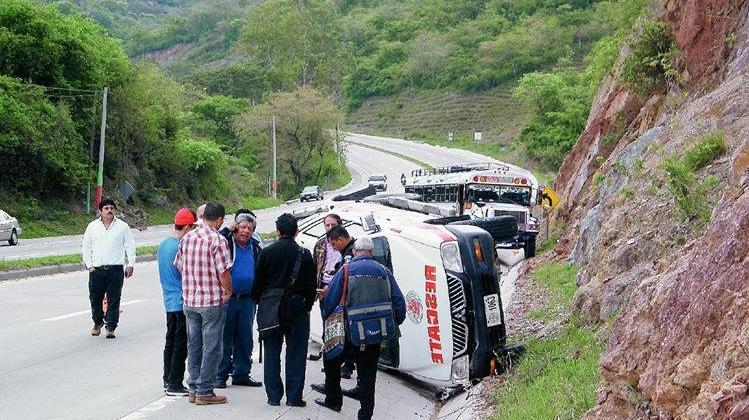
[{"left": 174, "top": 202, "right": 233, "bottom": 405}]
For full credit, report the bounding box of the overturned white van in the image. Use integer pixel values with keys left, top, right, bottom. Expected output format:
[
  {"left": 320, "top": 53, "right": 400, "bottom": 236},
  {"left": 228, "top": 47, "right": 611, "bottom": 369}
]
[{"left": 296, "top": 202, "right": 517, "bottom": 395}]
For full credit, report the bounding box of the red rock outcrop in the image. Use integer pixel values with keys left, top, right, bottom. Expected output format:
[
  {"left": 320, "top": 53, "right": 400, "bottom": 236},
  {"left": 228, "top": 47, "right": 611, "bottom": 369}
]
[{"left": 551, "top": 0, "right": 749, "bottom": 417}]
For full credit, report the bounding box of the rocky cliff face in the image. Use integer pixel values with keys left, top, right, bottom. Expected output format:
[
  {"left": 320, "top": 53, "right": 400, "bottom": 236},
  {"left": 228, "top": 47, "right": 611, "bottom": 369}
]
[{"left": 551, "top": 0, "right": 749, "bottom": 417}]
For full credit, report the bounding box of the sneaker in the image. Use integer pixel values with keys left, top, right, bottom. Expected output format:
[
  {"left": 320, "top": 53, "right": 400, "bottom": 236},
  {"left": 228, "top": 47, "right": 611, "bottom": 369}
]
[
  {"left": 286, "top": 399, "right": 306, "bottom": 407},
  {"left": 165, "top": 386, "right": 189, "bottom": 397},
  {"left": 188, "top": 392, "right": 196, "bottom": 404},
  {"left": 195, "top": 394, "right": 227, "bottom": 405},
  {"left": 216, "top": 380, "right": 227, "bottom": 389},
  {"left": 105, "top": 328, "right": 116, "bottom": 339},
  {"left": 267, "top": 400, "right": 280, "bottom": 406},
  {"left": 91, "top": 324, "right": 103, "bottom": 336},
  {"left": 342, "top": 385, "right": 362, "bottom": 401},
  {"left": 310, "top": 382, "right": 326, "bottom": 394},
  {"left": 232, "top": 376, "right": 262, "bottom": 387}
]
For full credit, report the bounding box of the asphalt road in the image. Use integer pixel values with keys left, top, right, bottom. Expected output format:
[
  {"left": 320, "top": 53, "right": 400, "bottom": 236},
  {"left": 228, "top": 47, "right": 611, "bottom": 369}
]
[
  {"left": 0, "top": 133, "right": 499, "bottom": 261},
  {"left": 0, "top": 134, "right": 519, "bottom": 419}
]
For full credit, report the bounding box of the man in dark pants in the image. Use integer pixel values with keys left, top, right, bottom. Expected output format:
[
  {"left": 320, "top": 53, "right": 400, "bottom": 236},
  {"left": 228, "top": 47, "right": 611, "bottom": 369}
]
[
  {"left": 157, "top": 208, "right": 196, "bottom": 396},
  {"left": 216, "top": 212, "right": 263, "bottom": 388},
  {"left": 315, "top": 237, "right": 406, "bottom": 420},
  {"left": 327, "top": 226, "right": 358, "bottom": 383},
  {"left": 82, "top": 197, "right": 136, "bottom": 339},
  {"left": 252, "top": 213, "right": 316, "bottom": 408}
]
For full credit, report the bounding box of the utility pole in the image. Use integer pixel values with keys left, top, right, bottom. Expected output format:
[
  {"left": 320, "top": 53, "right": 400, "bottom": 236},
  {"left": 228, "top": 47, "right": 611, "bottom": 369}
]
[
  {"left": 94, "top": 86, "right": 108, "bottom": 211},
  {"left": 272, "top": 115, "right": 277, "bottom": 200}
]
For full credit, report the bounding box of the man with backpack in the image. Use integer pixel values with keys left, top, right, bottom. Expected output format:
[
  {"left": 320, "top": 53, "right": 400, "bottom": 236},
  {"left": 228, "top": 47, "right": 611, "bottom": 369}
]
[
  {"left": 315, "top": 237, "right": 406, "bottom": 420},
  {"left": 251, "top": 214, "right": 316, "bottom": 408}
]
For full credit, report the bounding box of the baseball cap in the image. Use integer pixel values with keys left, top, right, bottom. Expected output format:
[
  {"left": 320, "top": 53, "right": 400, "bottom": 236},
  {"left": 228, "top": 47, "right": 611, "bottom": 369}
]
[{"left": 174, "top": 208, "right": 196, "bottom": 225}]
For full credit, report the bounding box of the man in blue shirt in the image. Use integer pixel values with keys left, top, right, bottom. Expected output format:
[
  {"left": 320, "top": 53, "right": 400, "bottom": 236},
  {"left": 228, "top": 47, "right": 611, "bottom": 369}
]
[
  {"left": 157, "top": 207, "right": 197, "bottom": 397},
  {"left": 216, "top": 212, "right": 263, "bottom": 387}
]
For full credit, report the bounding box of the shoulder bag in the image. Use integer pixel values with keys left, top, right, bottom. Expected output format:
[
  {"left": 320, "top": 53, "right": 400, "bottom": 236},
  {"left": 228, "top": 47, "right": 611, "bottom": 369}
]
[
  {"left": 323, "top": 263, "right": 349, "bottom": 360},
  {"left": 257, "top": 247, "right": 304, "bottom": 339}
]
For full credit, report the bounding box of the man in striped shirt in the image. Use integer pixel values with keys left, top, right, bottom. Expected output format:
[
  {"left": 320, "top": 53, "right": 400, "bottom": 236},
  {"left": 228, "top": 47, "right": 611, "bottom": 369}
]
[{"left": 174, "top": 202, "right": 233, "bottom": 406}]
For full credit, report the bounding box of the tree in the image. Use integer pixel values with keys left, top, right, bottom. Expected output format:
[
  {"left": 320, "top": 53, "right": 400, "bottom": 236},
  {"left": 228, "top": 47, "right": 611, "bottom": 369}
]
[
  {"left": 234, "top": 87, "right": 343, "bottom": 196},
  {"left": 239, "top": 0, "right": 349, "bottom": 93}
]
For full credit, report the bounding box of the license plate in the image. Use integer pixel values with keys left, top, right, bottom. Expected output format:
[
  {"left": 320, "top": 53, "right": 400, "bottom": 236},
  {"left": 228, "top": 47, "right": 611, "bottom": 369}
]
[{"left": 483, "top": 294, "right": 502, "bottom": 327}]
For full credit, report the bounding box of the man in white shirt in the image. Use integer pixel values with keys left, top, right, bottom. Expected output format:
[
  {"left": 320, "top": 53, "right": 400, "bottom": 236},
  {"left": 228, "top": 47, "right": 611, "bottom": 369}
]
[{"left": 82, "top": 197, "right": 136, "bottom": 339}]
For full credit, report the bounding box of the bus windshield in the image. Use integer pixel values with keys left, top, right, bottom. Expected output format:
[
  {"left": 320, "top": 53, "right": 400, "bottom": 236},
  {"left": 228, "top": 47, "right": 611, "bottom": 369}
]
[{"left": 466, "top": 184, "right": 532, "bottom": 206}]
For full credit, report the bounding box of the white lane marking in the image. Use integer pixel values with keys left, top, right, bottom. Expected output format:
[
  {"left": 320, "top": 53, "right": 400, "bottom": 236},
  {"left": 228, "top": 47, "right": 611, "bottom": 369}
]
[
  {"left": 120, "top": 395, "right": 184, "bottom": 419},
  {"left": 41, "top": 299, "right": 144, "bottom": 322}
]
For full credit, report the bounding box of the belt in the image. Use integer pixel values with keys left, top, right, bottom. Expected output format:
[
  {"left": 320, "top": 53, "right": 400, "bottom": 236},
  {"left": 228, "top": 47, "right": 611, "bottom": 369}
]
[
  {"left": 95, "top": 265, "right": 123, "bottom": 270},
  {"left": 231, "top": 292, "right": 252, "bottom": 299}
]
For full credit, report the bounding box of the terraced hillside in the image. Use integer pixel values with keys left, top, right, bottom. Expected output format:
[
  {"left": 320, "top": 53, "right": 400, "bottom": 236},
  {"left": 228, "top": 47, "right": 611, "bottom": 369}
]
[{"left": 346, "top": 84, "right": 531, "bottom": 145}]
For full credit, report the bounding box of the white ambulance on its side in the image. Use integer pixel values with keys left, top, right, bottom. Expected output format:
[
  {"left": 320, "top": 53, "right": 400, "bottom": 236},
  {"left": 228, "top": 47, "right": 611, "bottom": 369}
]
[{"left": 297, "top": 202, "right": 514, "bottom": 394}]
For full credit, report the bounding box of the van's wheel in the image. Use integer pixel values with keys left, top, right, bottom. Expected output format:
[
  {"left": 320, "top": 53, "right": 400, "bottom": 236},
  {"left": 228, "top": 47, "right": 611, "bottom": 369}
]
[
  {"left": 524, "top": 236, "right": 536, "bottom": 258},
  {"left": 9, "top": 229, "right": 19, "bottom": 246},
  {"left": 449, "top": 216, "right": 518, "bottom": 241}
]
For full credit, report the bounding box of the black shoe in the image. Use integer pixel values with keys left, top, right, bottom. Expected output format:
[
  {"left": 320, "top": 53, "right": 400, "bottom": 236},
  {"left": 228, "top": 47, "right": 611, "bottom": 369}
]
[
  {"left": 314, "top": 397, "right": 341, "bottom": 412},
  {"left": 216, "top": 380, "right": 227, "bottom": 389},
  {"left": 165, "top": 386, "right": 190, "bottom": 397},
  {"left": 286, "top": 399, "right": 306, "bottom": 407},
  {"left": 105, "top": 328, "right": 116, "bottom": 339},
  {"left": 341, "top": 364, "right": 353, "bottom": 379},
  {"left": 308, "top": 353, "right": 322, "bottom": 361},
  {"left": 342, "top": 386, "right": 362, "bottom": 401},
  {"left": 232, "top": 377, "right": 262, "bottom": 387},
  {"left": 267, "top": 400, "right": 280, "bottom": 406},
  {"left": 310, "top": 382, "right": 326, "bottom": 394}
]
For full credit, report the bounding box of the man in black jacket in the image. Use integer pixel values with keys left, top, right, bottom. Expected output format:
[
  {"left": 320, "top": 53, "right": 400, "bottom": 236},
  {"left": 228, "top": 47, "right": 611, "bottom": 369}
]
[{"left": 251, "top": 213, "right": 316, "bottom": 408}]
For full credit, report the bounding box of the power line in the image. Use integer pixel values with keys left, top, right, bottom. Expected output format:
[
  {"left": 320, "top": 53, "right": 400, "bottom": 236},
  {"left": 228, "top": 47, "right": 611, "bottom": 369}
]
[{"left": 2, "top": 81, "right": 102, "bottom": 94}]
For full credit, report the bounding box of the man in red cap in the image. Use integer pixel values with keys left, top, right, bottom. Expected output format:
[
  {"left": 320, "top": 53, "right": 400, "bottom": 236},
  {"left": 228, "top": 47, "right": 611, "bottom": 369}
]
[{"left": 157, "top": 207, "right": 197, "bottom": 397}]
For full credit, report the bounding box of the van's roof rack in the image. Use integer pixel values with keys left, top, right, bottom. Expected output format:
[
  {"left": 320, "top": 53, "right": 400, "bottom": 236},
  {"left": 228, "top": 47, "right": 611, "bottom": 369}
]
[{"left": 411, "top": 162, "right": 509, "bottom": 177}]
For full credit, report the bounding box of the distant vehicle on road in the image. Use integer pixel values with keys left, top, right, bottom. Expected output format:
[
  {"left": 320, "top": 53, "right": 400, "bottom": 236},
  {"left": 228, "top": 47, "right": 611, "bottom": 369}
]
[
  {"left": 0, "top": 209, "right": 22, "bottom": 246},
  {"left": 368, "top": 174, "right": 388, "bottom": 191},
  {"left": 299, "top": 185, "right": 324, "bottom": 202}
]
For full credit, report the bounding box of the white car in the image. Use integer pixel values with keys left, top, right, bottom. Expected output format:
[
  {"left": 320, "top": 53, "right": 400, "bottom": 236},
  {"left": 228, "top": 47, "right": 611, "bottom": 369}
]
[
  {"left": 297, "top": 201, "right": 512, "bottom": 393},
  {"left": 0, "top": 209, "right": 22, "bottom": 246}
]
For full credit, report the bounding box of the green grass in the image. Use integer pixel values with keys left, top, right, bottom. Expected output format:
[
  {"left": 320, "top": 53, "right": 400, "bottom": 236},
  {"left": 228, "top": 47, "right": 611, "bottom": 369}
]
[
  {"left": 492, "top": 261, "right": 604, "bottom": 419},
  {"left": 346, "top": 140, "right": 431, "bottom": 169},
  {"left": 0, "top": 245, "right": 159, "bottom": 271}
]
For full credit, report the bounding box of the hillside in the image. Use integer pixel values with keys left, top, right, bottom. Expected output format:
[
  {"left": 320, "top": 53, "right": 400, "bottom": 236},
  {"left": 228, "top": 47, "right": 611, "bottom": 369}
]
[
  {"left": 44, "top": 0, "right": 644, "bottom": 172},
  {"left": 547, "top": 0, "right": 749, "bottom": 416}
]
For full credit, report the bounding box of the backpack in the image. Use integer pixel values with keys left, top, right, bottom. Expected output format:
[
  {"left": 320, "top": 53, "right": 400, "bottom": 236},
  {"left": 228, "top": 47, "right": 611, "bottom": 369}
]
[{"left": 345, "top": 266, "right": 396, "bottom": 348}]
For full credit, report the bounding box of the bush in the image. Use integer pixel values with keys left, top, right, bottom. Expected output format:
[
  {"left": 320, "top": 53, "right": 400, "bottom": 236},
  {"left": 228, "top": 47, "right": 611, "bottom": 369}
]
[
  {"left": 620, "top": 20, "right": 677, "bottom": 94},
  {"left": 663, "top": 133, "right": 726, "bottom": 224}
]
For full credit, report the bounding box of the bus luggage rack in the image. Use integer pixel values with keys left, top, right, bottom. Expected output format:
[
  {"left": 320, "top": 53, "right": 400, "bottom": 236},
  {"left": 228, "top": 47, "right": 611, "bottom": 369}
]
[{"left": 410, "top": 162, "right": 510, "bottom": 178}]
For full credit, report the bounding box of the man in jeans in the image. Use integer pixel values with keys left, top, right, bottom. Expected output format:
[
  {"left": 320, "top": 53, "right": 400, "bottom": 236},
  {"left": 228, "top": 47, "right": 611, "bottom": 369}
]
[
  {"left": 216, "top": 212, "right": 263, "bottom": 388},
  {"left": 157, "top": 208, "right": 196, "bottom": 396},
  {"left": 82, "top": 197, "right": 136, "bottom": 339},
  {"left": 174, "top": 203, "right": 233, "bottom": 405}
]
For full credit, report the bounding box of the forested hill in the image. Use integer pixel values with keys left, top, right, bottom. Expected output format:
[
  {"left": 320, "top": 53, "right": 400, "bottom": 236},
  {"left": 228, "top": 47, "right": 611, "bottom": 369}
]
[{"left": 47, "top": 0, "right": 645, "bottom": 170}]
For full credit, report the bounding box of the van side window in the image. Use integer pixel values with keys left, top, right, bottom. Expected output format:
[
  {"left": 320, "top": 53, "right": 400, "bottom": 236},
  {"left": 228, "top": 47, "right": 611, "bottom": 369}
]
[
  {"left": 302, "top": 220, "right": 326, "bottom": 239},
  {"left": 371, "top": 237, "right": 393, "bottom": 272}
]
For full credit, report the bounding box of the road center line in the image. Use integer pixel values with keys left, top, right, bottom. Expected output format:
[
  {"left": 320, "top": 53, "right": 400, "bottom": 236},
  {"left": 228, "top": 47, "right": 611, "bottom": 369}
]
[{"left": 41, "top": 299, "right": 144, "bottom": 322}]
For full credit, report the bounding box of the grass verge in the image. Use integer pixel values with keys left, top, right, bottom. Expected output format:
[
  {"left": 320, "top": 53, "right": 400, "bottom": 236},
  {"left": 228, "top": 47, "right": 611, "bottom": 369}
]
[
  {"left": 493, "top": 261, "right": 604, "bottom": 419},
  {"left": 346, "top": 140, "right": 431, "bottom": 169},
  {"left": 0, "top": 245, "right": 158, "bottom": 271}
]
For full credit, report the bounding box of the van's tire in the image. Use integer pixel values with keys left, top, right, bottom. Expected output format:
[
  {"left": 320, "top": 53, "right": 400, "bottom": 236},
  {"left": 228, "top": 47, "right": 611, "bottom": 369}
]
[
  {"left": 9, "top": 229, "right": 19, "bottom": 246},
  {"left": 524, "top": 236, "right": 536, "bottom": 258},
  {"left": 449, "top": 216, "right": 517, "bottom": 241}
]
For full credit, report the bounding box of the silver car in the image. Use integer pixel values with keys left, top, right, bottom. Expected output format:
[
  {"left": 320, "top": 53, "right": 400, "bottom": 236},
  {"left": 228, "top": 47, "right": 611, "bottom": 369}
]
[{"left": 0, "top": 209, "right": 22, "bottom": 245}]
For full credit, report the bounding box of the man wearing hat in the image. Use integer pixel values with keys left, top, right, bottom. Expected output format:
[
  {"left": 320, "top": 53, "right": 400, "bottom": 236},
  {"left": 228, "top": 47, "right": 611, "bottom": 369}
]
[
  {"left": 157, "top": 208, "right": 197, "bottom": 396},
  {"left": 82, "top": 197, "right": 136, "bottom": 339}
]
